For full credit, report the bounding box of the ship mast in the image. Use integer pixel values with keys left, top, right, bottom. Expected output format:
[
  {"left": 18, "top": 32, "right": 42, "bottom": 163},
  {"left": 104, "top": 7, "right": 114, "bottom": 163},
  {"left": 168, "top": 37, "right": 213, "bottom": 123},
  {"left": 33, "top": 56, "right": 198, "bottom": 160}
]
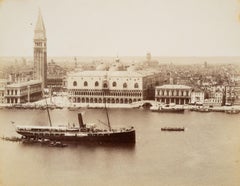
[
  {"left": 105, "top": 100, "right": 111, "bottom": 131},
  {"left": 46, "top": 100, "right": 52, "bottom": 127},
  {"left": 43, "top": 89, "right": 52, "bottom": 127},
  {"left": 103, "top": 76, "right": 111, "bottom": 131}
]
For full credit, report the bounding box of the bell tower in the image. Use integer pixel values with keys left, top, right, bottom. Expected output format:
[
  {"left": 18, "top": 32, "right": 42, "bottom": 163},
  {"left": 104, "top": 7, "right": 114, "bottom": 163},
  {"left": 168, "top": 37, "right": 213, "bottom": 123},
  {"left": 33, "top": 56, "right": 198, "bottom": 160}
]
[{"left": 34, "top": 10, "right": 47, "bottom": 88}]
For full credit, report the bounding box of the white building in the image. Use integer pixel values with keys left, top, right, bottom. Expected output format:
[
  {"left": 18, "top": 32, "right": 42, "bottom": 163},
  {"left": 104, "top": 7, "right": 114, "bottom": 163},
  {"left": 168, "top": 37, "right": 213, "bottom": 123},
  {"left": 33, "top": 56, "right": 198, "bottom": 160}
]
[
  {"left": 67, "top": 70, "right": 159, "bottom": 104},
  {"left": 5, "top": 80, "right": 42, "bottom": 104},
  {"left": 190, "top": 89, "right": 205, "bottom": 105},
  {"left": 155, "top": 84, "right": 192, "bottom": 105}
]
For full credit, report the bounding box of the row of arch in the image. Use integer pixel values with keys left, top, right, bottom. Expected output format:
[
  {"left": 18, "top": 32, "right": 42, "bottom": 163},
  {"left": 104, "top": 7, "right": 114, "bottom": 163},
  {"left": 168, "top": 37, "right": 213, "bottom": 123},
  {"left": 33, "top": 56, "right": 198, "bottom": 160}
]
[
  {"left": 156, "top": 89, "right": 191, "bottom": 97},
  {"left": 156, "top": 98, "right": 190, "bottom": 104},
  {"left": 70, "top": 90, "right": 143, "bottom": 97},
  {"left": 73, "top": 81, "right": 139, "bottom": 89},
  {"left": 71, "top": 97, "right": 142, "bottom": 104}
]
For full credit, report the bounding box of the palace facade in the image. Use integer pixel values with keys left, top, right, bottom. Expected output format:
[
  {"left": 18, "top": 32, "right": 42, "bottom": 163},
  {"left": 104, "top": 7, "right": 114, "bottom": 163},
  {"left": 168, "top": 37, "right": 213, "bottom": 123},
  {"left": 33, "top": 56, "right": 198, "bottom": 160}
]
[
  {"left": 155, "top": 84, "right": 192, "bottom": 105},
  {"left": 67, "top": 70, "right": 160, "bottom": 104}
]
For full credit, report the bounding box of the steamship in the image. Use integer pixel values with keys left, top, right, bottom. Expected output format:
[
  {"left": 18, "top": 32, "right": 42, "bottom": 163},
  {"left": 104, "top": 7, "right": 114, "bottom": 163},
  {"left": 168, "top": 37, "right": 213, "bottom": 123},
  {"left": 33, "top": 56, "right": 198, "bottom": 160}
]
[{"left": 16, "top": 112, "right": 135, "bottom": 144}]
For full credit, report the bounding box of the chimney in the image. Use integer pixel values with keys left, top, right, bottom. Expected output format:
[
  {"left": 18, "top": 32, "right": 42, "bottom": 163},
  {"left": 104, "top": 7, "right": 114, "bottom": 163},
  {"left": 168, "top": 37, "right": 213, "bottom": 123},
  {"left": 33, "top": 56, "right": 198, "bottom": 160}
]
[{"left": 78, "top": 113, "right": 84, "bottom": 128}]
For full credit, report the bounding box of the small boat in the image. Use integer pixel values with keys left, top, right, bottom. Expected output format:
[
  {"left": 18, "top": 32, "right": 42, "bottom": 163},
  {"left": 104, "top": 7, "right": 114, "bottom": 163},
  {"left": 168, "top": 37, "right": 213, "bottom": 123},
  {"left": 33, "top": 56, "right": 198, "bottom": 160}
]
[
  {"left": 225, "top": 109, "right": 240, "bottom": 114},
  {"left": 161, "top": 127, "right": 185, "bottom": 132},
  {"left": 150, "top": 104, "right": 184, "bottom": 113},
  {"left": 0, "top": 136, "right": 22, "bottom": 142},
  {"left": 49, "top": 141, "right": 68, "bottom": 147},
  {"left": 191, "top": 107, "right": 210, "bottom": 112},
  {"left": 22, "top": 137, "right": 39, "bottom": 144}
]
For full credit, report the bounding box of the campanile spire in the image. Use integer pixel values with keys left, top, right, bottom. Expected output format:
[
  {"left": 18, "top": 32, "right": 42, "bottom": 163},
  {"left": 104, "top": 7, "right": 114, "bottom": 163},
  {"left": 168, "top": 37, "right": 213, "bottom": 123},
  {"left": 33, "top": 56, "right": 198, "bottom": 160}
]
[
  {"left": 33, "top": 9, "right": 47, "bottom": 88},
  {"left": 34, "top": 9, "right": 46, "bottom": 40}
]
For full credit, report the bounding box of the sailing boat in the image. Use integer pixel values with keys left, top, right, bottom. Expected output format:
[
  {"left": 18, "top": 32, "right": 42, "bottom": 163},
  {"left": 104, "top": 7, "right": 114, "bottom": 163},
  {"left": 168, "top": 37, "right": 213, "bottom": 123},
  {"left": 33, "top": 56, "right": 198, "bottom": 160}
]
[{"left": 15, "top": 91, "right": 136, "bottom": 144}]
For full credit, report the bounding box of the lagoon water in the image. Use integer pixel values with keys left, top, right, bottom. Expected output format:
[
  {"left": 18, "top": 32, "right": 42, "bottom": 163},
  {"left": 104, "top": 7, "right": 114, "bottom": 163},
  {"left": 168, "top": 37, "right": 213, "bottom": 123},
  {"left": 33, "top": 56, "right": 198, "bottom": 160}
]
[{"left": 0, "top": 108, "right": 240, "bottom": 186}]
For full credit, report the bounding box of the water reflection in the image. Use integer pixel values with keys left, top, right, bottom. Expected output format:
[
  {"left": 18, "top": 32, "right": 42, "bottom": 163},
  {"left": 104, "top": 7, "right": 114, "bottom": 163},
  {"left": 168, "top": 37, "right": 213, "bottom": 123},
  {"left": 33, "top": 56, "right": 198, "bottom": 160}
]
[{"left": 19, "top": 140, "right": 136, "bottom": 152}]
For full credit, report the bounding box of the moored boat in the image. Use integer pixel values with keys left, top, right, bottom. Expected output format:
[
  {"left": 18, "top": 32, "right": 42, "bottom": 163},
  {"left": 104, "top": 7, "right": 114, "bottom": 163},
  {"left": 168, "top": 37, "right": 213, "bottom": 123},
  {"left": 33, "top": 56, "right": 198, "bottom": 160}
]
[
  {"left": 190, "top": 107, "right": 210, "bottom": 112},
  {"left": 150, "top": 104, "right": 184, "bottom": 113},
  {"left": 225, "top": 109, "right": 240, "bottom": 114}
]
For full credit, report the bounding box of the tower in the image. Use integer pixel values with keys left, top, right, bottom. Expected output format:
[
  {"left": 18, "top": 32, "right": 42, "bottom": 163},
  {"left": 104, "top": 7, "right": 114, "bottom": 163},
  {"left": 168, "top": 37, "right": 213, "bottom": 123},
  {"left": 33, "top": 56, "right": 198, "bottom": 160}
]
[
  {"left": 34, "top": 10, "right": 47, "bottom": 88},
  {"left": 146, "top": 52, "right": 151, "bottom": 62}
]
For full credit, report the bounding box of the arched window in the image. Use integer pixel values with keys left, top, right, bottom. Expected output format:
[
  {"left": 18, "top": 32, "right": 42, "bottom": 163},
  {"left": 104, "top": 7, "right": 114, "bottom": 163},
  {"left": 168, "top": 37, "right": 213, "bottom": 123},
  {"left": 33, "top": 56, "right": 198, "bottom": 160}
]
[
  {"left": 134, "top": 83, "right": 139, "bottom": 88},
  {"left": 123, "top": 82, "right": 127, "bottom": 88},
  {"left": 102, "top": 80, "right": 108, "bottom": 89},
  {"left": 112, "top": 82, "right": 117, "bottom": 87},
  {"left": 95, "top": 81, "right": 99, "bottom": 87},
  {"left": 84, "top": 81, "right": 88, "bottom": 87},
  {"left": 73, "top": 81, "right": 77, "bottom": 86},
  {"left": 103, "top": 83, "right": 108, "bottom": 88}
]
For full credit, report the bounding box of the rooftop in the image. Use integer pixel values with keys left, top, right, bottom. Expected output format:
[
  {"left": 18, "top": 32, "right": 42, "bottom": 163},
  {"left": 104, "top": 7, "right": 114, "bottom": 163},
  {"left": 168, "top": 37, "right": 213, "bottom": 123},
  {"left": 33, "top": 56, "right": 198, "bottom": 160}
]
[
  {"left": 156, "top": 84, "right": 192, "bottom": 89},
  {"left": 68, "top": 70, "right": 155, "bottom": 78},
  {"left": 6, "top": 80, "right": 42, "bottom": 88}
]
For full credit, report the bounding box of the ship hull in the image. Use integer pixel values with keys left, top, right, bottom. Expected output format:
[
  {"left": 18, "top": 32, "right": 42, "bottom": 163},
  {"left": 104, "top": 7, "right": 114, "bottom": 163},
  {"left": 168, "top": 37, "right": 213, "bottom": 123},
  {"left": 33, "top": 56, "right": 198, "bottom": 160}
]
[{"left": 16, "top": 130, "right": 136, "bottom": 144}]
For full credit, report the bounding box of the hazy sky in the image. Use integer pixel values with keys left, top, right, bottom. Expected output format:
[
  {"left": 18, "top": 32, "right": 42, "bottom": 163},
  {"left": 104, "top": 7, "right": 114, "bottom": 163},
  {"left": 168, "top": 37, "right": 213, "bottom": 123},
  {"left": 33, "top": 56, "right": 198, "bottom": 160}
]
[{"left": 0, "top": 0, "right": 240, "bottom": 57}]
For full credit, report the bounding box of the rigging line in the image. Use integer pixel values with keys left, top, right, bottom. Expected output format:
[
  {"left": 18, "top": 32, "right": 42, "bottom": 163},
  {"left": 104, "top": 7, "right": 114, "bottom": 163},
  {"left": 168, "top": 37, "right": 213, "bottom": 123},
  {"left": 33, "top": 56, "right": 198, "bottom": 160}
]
[{"left": 98, "top": 119, "right": 109, "bottom": 127}]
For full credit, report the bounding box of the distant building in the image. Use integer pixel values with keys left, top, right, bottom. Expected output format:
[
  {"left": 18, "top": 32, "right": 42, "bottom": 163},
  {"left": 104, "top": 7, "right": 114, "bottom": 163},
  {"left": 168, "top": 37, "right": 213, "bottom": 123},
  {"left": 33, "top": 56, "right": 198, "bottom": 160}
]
[
  {"left": 204, "top": 90, "right": 223, "bottom": 107},
  {"left": 67, "top": 70, "right": 160, "bottom": 104},
  {"left": 190, "top": 89, "right": 205, "bottom": 105},
  {"left": 204, "top": 61, "right": 207, "bottom": 68},
  {"left": 155, "top": 84, "right": 192, "bottom": 105},
  {"left": 47, "top": 77, "right": 64, "bottom": 92},
  {"left": 225, "top": 86, "right": 235, "bottom": 105},
  {"left": 0, "top": 79, "right": 8, "bottom": 104},
  {"left": 33, "top": 10, "right": 47, "bottom": 88},
  {"left": 47, "top": 60, "right": 66, "bottom": 91},
  {"left": 4, "top": 80, "right": 42, "bottom": 104},
  {"left": 7, "top": 63, "right": 34, "bottom": 84},
  {"left": 144, "top": 52, "right": 158, "bottom": 67},
  {"left": 232, "top": 81, "right": 240, "bottom": 105}
]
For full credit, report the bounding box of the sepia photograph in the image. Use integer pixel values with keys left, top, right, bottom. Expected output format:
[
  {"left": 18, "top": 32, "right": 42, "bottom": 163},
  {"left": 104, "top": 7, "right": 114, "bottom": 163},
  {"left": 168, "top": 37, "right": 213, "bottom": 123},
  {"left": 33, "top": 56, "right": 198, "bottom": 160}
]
[{"left": 0, "top": 0, "right": 240, "bottom": 186}]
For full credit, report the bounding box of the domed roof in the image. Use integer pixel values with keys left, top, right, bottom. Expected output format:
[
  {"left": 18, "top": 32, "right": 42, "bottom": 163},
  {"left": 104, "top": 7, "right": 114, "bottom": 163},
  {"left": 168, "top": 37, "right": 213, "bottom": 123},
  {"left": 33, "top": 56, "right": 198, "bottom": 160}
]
[
  {"left": 96, "top": 63, "right": 107, "bottom": 70},
  {"left": 127, "top": 64, "right": 138, "bottom": 71},
  {"left": 109, "top": 63, "right": 122, "bottom": 71}
]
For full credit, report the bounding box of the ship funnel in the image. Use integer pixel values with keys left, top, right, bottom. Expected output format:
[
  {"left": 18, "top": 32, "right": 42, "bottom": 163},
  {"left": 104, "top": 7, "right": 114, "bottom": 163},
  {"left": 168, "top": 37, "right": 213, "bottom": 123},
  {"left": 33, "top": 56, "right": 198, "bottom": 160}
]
[{"left": 78, "top": 113, "right": 85, "bottom": 128}]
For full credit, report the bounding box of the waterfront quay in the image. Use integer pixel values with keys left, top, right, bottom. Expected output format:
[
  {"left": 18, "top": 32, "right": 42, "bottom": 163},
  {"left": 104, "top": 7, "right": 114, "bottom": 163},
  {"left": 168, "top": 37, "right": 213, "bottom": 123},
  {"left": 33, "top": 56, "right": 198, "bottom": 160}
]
[{"left": 1, "top": 95, "right": 240, "bottom": 113}]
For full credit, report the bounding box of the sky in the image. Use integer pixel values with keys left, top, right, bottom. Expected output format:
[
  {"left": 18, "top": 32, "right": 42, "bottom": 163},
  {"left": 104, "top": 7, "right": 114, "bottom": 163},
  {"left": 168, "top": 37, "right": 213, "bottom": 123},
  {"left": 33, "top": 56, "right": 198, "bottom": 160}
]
[{"left": 0, "top": 0, "right": 240, "bottom": 57}]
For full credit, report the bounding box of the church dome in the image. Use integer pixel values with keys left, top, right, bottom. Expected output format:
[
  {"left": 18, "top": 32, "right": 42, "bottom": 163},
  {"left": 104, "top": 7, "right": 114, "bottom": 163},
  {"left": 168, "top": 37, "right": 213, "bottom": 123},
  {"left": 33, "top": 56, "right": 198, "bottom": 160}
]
[
  {"left": 127, "top": 64, "right": 138, "bottom": 71},
  {"left": 96, "top": 63, "right": 107, "bottom": 71},
  {"left": 109, "top": 63, "right": 123, "bottom": 71}
]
